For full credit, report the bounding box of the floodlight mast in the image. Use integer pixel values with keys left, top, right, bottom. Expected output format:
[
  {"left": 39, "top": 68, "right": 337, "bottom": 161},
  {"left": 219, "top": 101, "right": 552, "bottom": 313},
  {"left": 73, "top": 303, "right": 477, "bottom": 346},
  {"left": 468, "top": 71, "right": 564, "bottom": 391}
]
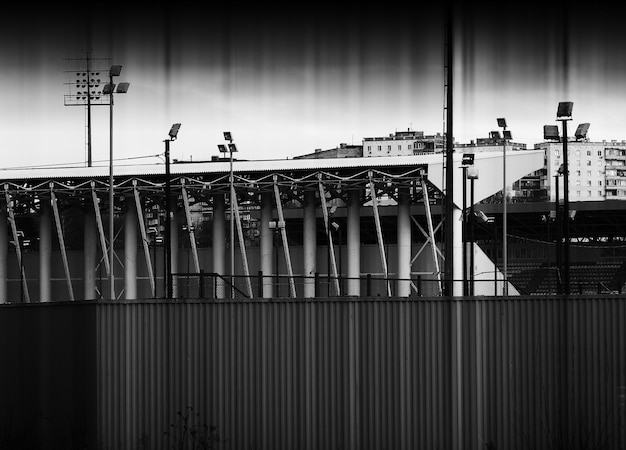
[
  {"left": 164, "top": 123, "right": 181, "bottom": 298},
  {"left": 497, "top": 118, "right": 510, "bottom": 296},
  {"left": 556, "top": 102, "right": 572, "bottom": 295},
  {"left": 219, "top": 132, "right": 238, "bottom": 298},
  {"left": 105, "top": 64, "right": 130, "bottom": 300}
]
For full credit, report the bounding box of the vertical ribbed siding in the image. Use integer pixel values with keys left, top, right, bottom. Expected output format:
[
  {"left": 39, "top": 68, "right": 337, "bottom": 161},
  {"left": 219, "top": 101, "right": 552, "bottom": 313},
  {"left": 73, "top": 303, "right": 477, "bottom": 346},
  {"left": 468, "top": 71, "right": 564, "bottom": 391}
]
[{"left": 95, "top": 297, "right": 626, "bottom": 450}]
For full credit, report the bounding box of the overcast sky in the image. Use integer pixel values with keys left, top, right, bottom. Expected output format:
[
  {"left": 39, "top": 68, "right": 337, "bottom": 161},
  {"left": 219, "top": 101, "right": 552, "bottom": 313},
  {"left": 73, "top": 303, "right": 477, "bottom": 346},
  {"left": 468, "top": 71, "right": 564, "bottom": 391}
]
[{"left": 1, "top": 3, "right": 625, "bottom": 170}]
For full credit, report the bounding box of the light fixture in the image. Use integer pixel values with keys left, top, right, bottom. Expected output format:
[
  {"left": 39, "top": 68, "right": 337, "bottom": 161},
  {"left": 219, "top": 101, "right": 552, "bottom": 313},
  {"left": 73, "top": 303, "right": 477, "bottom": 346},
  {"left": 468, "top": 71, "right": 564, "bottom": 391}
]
[
  {"left": 461, "top": 153, "right": 475, "bottom": 166},
  {"left": 557, "top": 101, "right": 573, "bottom": 119},
  {"left": 544, "top": 125, "right": 560, "bottom": 141},
  {"left": 575, "top": 123, "right": 590, "bottom": 140},
  {"left": 169, "top": 123, "right": 181, "bottom": 140}
]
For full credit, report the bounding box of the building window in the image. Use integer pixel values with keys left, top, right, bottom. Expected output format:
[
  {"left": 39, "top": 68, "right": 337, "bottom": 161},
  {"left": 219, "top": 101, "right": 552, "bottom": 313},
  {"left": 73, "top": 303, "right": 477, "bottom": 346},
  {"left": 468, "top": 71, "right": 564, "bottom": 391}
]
[
  {"left": 587, "top": 160, "right": 592, "bottom": 166},
  {"left": 587, "top": 150, "right": 592, "bottom": 156}
]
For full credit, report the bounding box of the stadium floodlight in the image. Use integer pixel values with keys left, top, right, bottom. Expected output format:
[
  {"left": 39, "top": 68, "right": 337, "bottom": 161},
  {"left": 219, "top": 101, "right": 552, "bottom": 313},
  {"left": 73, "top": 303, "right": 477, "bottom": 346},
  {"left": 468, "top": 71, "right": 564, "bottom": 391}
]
[
  {"left": 557, "top": 101, "right": 573, "bottom": 119},
  {"left": 497, "top": 118, "right": 507, "bottom": 128},
  {"left": 461, "top": 153, "right": 474, "bottom": 166},
  {"left": 544, "top": 125, "right": 560, "bottom": 141},
  {"left": 575, "top": 123, "right": 590, "bottom": 140},
  {"left": 169, "top": 123, "right": 181, "bottom": 140}
]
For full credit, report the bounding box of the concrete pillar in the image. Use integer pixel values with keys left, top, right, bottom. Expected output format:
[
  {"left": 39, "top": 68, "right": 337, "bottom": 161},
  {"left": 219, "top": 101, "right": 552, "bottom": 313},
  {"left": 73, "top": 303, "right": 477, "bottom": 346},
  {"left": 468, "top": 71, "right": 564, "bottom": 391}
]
[
  {"left": 260, "top": 192, "right": 273, "bottom": 298},
  {"left": 397, "top": 187, "right": 412, "bottom": 297},
  {"left": 346, "top": 189, "right": 361, "bottom": 296},
  {"left": 39, "top": 201, "right": 52, "bottom": 302},
  {"left": 213, "top": 195, "right": 226, "bottom": 298},
  {"left": 0, "top": 210, "right": 7, "bottom": 303},
  {"left": 83, "top": 208, "right": 97, "bottom": 300},
  {"left": 303, "top": 190, "right": 316, "bottom": 298},
  {"left": 124, "top": 205, "right": 138, "bottom": 299}
]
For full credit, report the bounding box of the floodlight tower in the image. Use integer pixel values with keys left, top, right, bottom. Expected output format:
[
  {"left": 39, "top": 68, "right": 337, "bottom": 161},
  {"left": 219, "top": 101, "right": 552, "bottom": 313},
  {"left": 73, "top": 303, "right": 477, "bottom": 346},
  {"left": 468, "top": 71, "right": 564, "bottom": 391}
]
[
  {"left": 164, "top": 123, "right": 181, "bottom": 299},
  {"left": 497, "top": 118, "right": 512, "bottom": 295},
  {"left": 63, "top": 53, "right": 112, "bottom": 166},
  {"left": 543, "top": 105, "right": 589, "bottom": 295},
  {"left": 218, "top": 133, "right": 238, "bottom": 298},
  {"left": 103, "top": 64, "right": 130, "bottom": 300}
]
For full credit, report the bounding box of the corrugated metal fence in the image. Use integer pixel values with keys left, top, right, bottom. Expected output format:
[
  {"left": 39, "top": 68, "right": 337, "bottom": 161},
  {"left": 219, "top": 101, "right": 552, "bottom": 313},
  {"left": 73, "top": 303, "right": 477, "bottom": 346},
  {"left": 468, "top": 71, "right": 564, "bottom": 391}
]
[
  {"left": 94, "top": 296, "right": 626, "bottom": 450},
  {"left": 1, "top": 297, "right": 625, "bottom": 449}
]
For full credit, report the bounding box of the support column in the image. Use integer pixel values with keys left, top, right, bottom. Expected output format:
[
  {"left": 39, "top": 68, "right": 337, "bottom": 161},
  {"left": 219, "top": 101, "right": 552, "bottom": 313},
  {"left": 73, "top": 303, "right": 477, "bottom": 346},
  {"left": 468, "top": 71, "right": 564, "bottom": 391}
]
[
  {"left": 260, "top": 192, "right": 273, "bottom": 298},
  {"left": 346, "top": 189, "right": 360, "bottom": 296},
  {"left": 39, "top": 201, "right": 52, "bottom": 302},
  {"left": 397, "top": 187, "right": 411, "bottom": 297},
  {"left": 0, "top": 210, "right": 7, "bottom": 303},
  {"left": 212, "top": 194, "right": 226, "bottom": 298},
  {"left": 124, "top": 204, "right": 138, "bottom": 299},
  {"left": 303, "top": 190, "right": 316, "bottom": 298},
  {"left": 84, "top": 207, "right": 97, "bottom": 300}
]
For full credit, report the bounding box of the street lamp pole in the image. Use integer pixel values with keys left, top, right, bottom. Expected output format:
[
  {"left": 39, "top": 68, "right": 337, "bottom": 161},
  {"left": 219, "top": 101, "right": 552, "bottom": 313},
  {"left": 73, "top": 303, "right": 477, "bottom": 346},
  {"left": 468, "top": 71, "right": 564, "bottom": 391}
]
[
  {"left": 219, "top": 132, "right": 238, "bottom": 299},
  {"left": 556, "top": 102, "right": 573, "bottom": 295},
  {"left": 103, "top": 64, "right": 129, "bottom": 300},
  {"left": 164, "top": 123, "right": 181, "bottom": 299},
  {"left": 497, "top": 118, "right": 511, "bottom": 295}
]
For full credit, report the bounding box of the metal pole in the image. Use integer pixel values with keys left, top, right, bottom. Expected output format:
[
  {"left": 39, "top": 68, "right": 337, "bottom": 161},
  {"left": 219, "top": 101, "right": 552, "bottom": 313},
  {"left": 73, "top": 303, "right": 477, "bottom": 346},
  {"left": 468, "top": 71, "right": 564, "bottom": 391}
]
[
  {"left": 502, "top": 132, "right": 508, "bottom": 296},
  {"left": 229, "top": 147, "right": 235, "bottom": 298},
  {"left": 443, "top": 4, "right": 454, "bottom": 296},
  {"left": 470, "top": 177, "right": 475, "bottom": 296},
  {"left": 108, "top": 74, "right": 115, "bottom": 299},
  {"left": 555, "top": 174, "right": 562, "bottom": 294},
  {"left": 562, "top": 120, "right": 570, "bottom": 295},
  {"left": 462, "top": 167, "right": 467, "bottom": 295},
  {"left": 165, "top": 139, "right": 172, "bottom": 298}
]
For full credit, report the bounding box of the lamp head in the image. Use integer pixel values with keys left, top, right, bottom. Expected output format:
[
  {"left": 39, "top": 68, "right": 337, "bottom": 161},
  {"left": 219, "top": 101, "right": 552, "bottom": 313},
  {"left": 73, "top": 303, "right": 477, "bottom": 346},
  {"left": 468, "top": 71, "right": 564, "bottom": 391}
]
[
  {"left": 168, "top": 123, "right": 181, "bottom": 140},
  {"left": 557, "top": 101, "right": 573, "bottom": 119},
  {"left": 497, "top": 118, "right": 507, "bottom": 128},
  {"left": 109, "top": 65, "right": 122, "bottom": 77},
  {"left": 575, "top": 123, "right": 590, "bottom": 140},
  {"left": 223, "top": 131, "right": 233, "bottom": 142},
  {"left": 543, "top": 125, "right": 560, "bottom": 141}
]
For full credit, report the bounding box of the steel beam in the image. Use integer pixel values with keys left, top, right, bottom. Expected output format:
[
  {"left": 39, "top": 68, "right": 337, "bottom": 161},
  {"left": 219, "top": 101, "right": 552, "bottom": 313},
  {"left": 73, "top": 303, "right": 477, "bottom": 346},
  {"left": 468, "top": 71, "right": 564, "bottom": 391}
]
[
  {"left": 181, "top": 180, "right": 200, "bottom": 273},
  {"left": 422, "top": 178, "right": 443, "bottom": 295},
  {"left": 231, "top": 193, "right": 253, "bottom": 298},
  {"left": 273, "top": 177, "right": 296, "bottom": 298},
  {"left": 50, "top": 185, "right": 74, "bottom": 301},
  {"left": 368, "top": 176, "right": 391, "bottom": 296},
  {"left": 133, "top": 183, "right": 155, "bottom": 297},
  {"left": 91, "top": 183, "right": 110, "bottom": 275},
  {"left": 318, "top": 178, "right": 340, "bottom": 296},
  {"left": 4, "top": 188, "right": 29, "bottom": 302}
]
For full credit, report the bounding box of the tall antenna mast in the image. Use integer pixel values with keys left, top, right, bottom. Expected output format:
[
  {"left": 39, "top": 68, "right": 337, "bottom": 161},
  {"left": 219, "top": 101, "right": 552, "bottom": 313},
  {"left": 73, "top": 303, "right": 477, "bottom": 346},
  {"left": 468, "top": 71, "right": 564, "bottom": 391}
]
[{"left": 64, "top": 51, "right": 112, "bottom": 167}]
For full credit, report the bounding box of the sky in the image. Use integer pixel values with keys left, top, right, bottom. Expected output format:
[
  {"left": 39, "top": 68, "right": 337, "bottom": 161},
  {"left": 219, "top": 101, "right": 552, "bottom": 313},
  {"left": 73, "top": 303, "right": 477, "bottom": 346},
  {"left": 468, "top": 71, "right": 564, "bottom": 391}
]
[{"left": 1, "top": 2, "right": 626, "bottom": 170}]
